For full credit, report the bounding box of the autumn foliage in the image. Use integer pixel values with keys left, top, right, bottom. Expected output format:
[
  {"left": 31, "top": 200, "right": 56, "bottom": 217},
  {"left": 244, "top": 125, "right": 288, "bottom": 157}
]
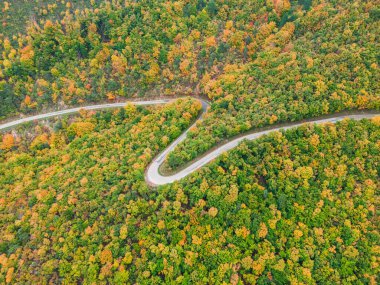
[
  {"left": 0, "top": 107, "right": 378, "bottom": 283},
  {"left": 1, "top": 134, "right": 14, "bottom": 149},
  {"left": 0, "top": 0, "right": 379, "bottom": 283}
]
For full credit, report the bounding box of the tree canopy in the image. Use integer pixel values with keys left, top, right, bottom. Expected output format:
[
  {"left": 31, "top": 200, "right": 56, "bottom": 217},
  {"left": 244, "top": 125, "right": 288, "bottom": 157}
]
[{"left": 0, "top": 100, "right": 379, "bottom": 283}]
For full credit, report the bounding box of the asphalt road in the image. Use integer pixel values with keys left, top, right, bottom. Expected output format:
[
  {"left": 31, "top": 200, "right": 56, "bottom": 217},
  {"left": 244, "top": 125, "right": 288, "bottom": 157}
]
[
  {"left": 0, "top": 99, "right": 171, "bottom": 130},
  {"left": 1, "top": 99, "right": 378, "bottom": 186}
]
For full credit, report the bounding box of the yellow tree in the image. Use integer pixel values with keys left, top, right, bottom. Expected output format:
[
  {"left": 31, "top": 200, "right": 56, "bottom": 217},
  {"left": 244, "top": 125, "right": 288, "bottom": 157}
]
[{"left": 1, "top": 133, "right": 15, "bottom": 150}]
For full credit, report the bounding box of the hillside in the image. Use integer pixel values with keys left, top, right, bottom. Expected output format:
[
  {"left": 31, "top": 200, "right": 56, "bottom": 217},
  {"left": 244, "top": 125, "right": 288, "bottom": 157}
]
[
  {"left": 0, "top": 0, "right": 379, "bottom": 284},
  {"left": 0, "top": 102, "right": 379, "bottom": 283},
  {"left": 1, "top": 0, "right": 379, "bottom": 169}
]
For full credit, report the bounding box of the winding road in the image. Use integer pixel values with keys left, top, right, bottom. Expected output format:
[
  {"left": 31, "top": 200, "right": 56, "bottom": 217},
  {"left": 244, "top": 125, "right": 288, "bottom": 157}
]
[{"left": 0, "top": 98, "right": 378, "bottom": 186}]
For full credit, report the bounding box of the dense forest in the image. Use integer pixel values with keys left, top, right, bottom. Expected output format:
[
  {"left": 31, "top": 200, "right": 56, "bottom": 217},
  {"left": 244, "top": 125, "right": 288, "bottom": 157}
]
[
  {"left": 1, "top": 1, "right": 379, "bottom": 167},
  {"left": 0, "top": 0, "right": 379, "bottom": 284},
  {"left": 0, "top": 102, "right": 379, "bottom": 283}
]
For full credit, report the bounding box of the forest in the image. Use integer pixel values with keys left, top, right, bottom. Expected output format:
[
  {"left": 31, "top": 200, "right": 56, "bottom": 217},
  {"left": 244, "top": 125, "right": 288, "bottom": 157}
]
[
  {"left": 0, "top": 0, "right": 379, "bottom": 284},
  {"left": 1, "top": 0, "right": 379, "bottom": 169},
  {"left": 0, "top": 102, "right": 379, "bottom": 283}
]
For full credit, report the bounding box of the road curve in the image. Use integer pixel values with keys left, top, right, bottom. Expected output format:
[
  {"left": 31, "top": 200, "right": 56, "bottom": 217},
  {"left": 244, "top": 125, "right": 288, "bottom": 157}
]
[
  {"left": 147, "top": 111, "right": 379, "bottom": 185},
  {"left": 0, "top": 99, "right": 378, "bottom": 186}
]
